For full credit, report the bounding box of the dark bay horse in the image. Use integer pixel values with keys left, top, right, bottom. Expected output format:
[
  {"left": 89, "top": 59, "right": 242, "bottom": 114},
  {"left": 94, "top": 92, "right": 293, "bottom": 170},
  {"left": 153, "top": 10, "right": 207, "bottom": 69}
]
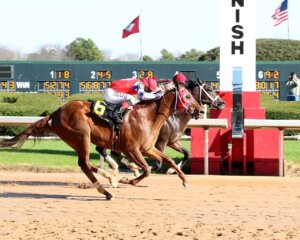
[
  {"left": 0, "top": 83, "right": 204, "bottom": 200},
  {"left": 97, "top": 79, "right": 225, "bottom": 176},
  {"left": 157, "top": 79, "right": 225, "bottom": 173}
]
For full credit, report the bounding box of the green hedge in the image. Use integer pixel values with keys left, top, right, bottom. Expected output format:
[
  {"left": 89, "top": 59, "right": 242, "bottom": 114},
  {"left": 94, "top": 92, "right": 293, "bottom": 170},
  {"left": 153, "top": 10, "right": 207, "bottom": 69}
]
[
  {"left": 0, "top": 92, "right": 104, "bottom": 136},
  {"left": 261, "top": 94, "right": 300, "bottom": 135},
  {"left": 1, "top": 92, "right": 300, "bottom": 136},
  {"left": 0, "top": 93, "right": 62, "bottom": 135}
]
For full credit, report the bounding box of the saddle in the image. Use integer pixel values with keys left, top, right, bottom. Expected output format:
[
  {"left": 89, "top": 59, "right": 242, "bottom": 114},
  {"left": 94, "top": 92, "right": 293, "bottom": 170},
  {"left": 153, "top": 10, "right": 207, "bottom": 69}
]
[{"left": 91, "top": 100, "right": 130, "bottom": 152}]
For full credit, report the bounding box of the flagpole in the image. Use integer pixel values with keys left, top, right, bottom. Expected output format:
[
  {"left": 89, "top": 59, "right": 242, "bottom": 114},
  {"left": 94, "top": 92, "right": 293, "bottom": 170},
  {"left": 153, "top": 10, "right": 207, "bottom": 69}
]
[
  {"left": 140, "top": 30, "right": 143, "bottom": 61},
  {"left": 287, "top": 1, "right": 290, "bottom": 39},
  {"left": 139, "top": 13, "right": 143, "bottom": 61}
]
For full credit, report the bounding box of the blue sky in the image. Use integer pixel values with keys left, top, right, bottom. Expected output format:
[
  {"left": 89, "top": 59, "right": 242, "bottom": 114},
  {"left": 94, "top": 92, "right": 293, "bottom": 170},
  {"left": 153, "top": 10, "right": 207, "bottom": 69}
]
[{"left": 1, "top": 0, "right": 299, "bottom": 59}]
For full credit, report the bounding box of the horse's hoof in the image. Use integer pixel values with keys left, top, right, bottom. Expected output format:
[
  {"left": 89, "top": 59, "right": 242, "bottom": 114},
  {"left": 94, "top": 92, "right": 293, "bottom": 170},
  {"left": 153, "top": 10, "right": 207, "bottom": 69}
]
[
  {"left": 183, "top": 182, "right": 189, "bottom": 188},
  {"left": 105, "top": 193, "right": 114, "bottom": 201},
  {"left": 110, "top": 177, "right": 118, "bottom": 188},
  {"left": 166, "top": 168, "right": 175, "bottom": 175},
  {"left": 119, "top": 177, "right": 129, "bottom": 184}
]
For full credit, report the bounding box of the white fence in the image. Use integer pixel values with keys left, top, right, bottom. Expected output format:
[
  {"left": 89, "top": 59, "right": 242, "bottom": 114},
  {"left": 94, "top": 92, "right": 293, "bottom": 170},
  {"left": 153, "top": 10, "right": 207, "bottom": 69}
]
[{"left": 1, "top": 116, "right": 300, "bottom": 176}]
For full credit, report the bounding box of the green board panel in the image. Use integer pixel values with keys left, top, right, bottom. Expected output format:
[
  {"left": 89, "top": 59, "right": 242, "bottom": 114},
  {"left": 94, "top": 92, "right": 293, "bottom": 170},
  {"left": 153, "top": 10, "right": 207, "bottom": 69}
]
[{"left": 0, "top": 61, "right": 299, "bottom": 101}]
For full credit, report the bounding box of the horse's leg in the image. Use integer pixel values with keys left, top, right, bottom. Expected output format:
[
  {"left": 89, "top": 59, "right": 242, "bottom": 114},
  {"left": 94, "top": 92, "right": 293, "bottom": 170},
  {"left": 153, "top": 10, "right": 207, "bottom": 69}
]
[
  {"left": 95, "top": 146, "right": 119, "bottom": 176},
  {"left": 88, "top": 164, "right": 118, "bottom": 188},
  {"left": 153, "top": 141, "right": 167, "bottom": 171},
  {"left": 119, "top": 150, "right": 151, "bottom": 186},
  {"left": 166, "top": 142, "right": 190, "bottom": 174},
  {"left": 146, "top": 147, "right": 188, "bottom": 188},
  {"left": 95, "top": 146, "right": 139, "bottom": 177},
  {"left": 77, "top": 142, "right": 114, "bottom": 200},
  {"left": 120, "top": 157, "right": 141, "bottom": 177}
]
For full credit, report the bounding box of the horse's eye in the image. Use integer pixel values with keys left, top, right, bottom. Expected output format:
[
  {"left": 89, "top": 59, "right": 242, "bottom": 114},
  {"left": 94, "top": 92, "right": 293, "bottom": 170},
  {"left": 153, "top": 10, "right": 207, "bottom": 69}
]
[{"left": 185, "top": 95, "right": 191, "bottom": 100}]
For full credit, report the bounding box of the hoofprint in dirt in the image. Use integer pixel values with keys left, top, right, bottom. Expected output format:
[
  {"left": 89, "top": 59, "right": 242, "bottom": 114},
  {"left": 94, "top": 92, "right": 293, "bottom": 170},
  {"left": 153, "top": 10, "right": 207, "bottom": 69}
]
[{"left": 0, "top": 172, "right": 300, "bottom": 239}]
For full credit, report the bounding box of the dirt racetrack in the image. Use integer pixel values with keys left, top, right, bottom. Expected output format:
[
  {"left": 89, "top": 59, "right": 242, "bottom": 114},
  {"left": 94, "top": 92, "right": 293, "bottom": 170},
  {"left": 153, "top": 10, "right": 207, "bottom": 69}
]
[{"left": 0, "top": 171, "right": 300, "bottom": 240}]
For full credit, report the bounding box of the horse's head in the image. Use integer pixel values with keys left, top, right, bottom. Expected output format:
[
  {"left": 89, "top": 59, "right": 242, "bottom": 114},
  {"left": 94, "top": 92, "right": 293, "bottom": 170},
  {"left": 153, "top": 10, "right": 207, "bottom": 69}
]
[
  {"left": 175, "top": 81, "right": 204, "bottom": 119},
  {"left": 189, "top": 79, "right": 225, "bottom": 110}
]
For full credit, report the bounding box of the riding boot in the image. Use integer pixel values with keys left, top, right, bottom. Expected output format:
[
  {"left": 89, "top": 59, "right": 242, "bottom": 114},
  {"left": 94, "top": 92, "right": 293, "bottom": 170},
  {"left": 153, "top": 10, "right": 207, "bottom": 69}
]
[
  {"left": 112, "top": 101, "right": 132, "bottom": 124},
  {"left": 112, "top": 106, "right": 125, "bottom": 124}
]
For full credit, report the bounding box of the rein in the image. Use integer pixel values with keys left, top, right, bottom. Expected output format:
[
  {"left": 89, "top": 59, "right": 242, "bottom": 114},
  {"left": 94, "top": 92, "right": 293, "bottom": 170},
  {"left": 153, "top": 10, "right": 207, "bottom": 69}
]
[{"left": 160, "top": 89, "right": 178, "bottom": 114}]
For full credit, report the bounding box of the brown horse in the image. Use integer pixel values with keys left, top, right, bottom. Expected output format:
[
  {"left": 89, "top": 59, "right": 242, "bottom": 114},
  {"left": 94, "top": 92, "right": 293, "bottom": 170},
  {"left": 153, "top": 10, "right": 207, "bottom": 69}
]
[
  {"left": 97, "top": 79, "right": 225, "bottom": 175},
  {"left": 0, "top": 83, "right": 204, "bottom": 200}
]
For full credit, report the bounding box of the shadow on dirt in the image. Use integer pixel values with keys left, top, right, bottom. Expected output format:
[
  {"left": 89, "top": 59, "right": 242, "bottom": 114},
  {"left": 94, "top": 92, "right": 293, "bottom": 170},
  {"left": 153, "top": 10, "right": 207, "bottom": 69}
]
[{"left": 0, "top": 191, "right": 106, "bottom": 201}]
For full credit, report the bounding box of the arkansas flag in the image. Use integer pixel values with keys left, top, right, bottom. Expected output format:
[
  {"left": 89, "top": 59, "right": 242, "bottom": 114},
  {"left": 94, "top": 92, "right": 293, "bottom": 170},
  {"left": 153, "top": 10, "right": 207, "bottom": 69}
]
[{"left": 122, "top": 16, "right": 140, "bottom": 38}]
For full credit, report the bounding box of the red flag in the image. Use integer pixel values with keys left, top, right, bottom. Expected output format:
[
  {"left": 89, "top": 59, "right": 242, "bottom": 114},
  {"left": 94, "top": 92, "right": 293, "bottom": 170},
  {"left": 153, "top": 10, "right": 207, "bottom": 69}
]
[{"left": 122, "top": 16, "right": 140, "bottom": 38}]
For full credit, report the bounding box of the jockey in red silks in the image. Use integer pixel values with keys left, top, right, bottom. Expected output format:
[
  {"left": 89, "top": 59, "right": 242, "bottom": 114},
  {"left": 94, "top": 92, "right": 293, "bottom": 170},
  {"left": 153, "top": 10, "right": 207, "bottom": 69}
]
[{"left": 104, "top": 76, "right": 160, "bottom": 122}]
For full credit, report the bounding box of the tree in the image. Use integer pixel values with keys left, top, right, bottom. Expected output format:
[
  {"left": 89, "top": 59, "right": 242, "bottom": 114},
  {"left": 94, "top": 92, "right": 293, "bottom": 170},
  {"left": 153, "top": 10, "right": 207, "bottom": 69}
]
[
  {"left": 0, "top": 46, "right": 23, "bottom": 60},
  {"left": 65, "top": 38, "right": 104, "bottom": 61},
  {"left": 199, "top": 39, "right": 300, "bottom": 61},
  {"left": 26, "top": 45, "right": 70, "bottom": 60},
  {"left": 159, "top": 49, "right": 176, "bottom": 61},
  {"left": 198, "top": 47, "right": 220, "bottom": 61},
  {"left": 256, "top": 39, "right": 300, "bottom": 61},
  {"left": 179, "top": 49, "right": 205, "bottom": 61},
  {"left": 142, "top": 55, "right": 153, "bottom": 61}
]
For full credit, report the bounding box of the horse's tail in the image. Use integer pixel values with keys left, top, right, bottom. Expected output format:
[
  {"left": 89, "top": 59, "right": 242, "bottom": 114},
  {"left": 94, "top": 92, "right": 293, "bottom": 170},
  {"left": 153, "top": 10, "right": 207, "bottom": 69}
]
[{"left": 0, "top": 115, "right": 51, "bottom": 148}]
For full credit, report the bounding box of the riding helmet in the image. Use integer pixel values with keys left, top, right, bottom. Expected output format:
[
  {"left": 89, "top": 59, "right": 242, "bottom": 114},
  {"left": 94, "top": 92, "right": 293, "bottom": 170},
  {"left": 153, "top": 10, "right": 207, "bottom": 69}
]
[
  {"left": 141, "top": 76, "right": 157, "bottom": 92},
  {"left": 173, "top": 73, "right": 187, "bottom": 85}
]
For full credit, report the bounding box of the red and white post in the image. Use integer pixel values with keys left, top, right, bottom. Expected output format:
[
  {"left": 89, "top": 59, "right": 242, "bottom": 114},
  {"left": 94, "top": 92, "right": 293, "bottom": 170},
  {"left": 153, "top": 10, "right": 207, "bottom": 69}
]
[{"left": 190, "top": 0, "right": 282, "bottom": 176}]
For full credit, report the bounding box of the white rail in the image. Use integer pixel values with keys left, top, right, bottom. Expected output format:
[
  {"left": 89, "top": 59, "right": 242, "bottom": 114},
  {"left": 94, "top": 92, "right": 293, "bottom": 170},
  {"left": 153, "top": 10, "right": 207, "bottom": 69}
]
[
  {"left": 1, "top": 117, "right": 300, "bottom": 177},
  {"left": 0, "top": 117, "right": 228, "bottom": 128},
  {"left": 0, "top": 116, "right": 43, "bottom": 126},
  {"left": 0, "top": 116, "right": 228, "bottom": 176}
]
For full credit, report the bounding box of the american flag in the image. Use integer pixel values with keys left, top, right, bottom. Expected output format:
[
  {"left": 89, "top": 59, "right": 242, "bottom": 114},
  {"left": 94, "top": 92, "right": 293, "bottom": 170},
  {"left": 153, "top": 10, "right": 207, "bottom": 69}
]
[{"left": 272, "top": 0, "right": 288, "bottom": 26}]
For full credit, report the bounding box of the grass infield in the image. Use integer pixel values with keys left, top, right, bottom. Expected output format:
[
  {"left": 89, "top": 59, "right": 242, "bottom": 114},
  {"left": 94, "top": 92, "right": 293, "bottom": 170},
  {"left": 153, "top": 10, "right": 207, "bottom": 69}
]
[{"left": 0, "top": 139, "right": 298, "bottom": 172}]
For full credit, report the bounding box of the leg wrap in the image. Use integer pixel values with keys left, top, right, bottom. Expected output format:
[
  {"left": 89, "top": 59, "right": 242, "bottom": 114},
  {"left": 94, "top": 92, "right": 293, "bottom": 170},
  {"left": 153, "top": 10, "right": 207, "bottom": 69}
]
[
  {"left": 105, "top": 155, "right": 119, "bottom": 170},
  {"left": 97, "top": 168, "right": 112, "bottom": 179}
]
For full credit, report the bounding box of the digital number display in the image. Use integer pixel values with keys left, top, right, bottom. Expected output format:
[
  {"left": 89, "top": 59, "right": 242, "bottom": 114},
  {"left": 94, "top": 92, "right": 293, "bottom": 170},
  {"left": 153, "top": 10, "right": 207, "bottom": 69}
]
[
  {"left": 207, "top": 81, "right": 220, "bottom": 91},
  {"left": 38, "top": 81, "right": 70, "bottom": 100},
  {"left": 256, "top": 81, "right": 280, "bottom": 99},
  {"left": 206, "top": 80, "right": 280, "bottom": 99},
  {"left": 90, "top": 70, "right": 112, "bottom": 79},
  {"left": 132, "top": 70, "right": 154, "bottom": 79},
  {"left": 50, "top": 70, "right": 71, "bottom": 80},
  {"left": 79, "top": 81, "right": 112, "bottom": 94},
  {"left": 258, "top": 70, "right": 280, "bottom": 80},
  {"left": 138, "top": 70, "right": 154, "bottom": 79},
  {"left": 0, "top": 81, "right": 15, "bottom": 92}
]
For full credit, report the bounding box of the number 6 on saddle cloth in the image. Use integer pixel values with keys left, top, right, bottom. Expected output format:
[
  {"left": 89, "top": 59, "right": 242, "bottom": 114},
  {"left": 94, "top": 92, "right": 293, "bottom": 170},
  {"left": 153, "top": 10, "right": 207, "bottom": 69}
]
[{"left": 91, "top": 100, "right": 130, "bottom": 127}]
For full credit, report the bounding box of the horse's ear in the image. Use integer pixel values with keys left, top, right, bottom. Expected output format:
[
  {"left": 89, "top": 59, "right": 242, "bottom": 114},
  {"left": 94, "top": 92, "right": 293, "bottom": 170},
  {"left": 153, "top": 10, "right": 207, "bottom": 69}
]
[{"left": 197, "top": 78, "right": 204, "bottom": 85}]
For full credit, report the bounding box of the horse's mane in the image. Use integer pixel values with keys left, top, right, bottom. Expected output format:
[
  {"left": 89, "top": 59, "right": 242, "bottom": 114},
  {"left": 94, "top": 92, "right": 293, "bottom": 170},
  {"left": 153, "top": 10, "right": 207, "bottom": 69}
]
[
  {"left": 157, "top": 78, "right": 172, "bottom": 84},
  {"left": 134, "top": 84, "right": 176, "bottom": 109},
  {"left": 157, "top": 79, "right": 176, "bottom": 92},
  {"left": 134, "top": 98, "right": 158, "bottom": 109}
]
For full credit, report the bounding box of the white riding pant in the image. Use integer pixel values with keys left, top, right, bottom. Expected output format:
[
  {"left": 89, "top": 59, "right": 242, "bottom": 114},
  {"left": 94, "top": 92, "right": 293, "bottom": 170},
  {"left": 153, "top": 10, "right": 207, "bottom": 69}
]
[{"left": 104, "top": 88, "right": 139, "bottom": 105}]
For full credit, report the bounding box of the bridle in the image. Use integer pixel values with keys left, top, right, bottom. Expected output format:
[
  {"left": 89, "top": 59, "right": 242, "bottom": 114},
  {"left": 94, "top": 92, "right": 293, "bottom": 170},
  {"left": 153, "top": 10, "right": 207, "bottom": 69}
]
[
  {"left": 196, "top": 81, "right": 221, "bottom": 108},
  {"left": 160, "top": 87, "right": 196, "bottom": 116}
]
